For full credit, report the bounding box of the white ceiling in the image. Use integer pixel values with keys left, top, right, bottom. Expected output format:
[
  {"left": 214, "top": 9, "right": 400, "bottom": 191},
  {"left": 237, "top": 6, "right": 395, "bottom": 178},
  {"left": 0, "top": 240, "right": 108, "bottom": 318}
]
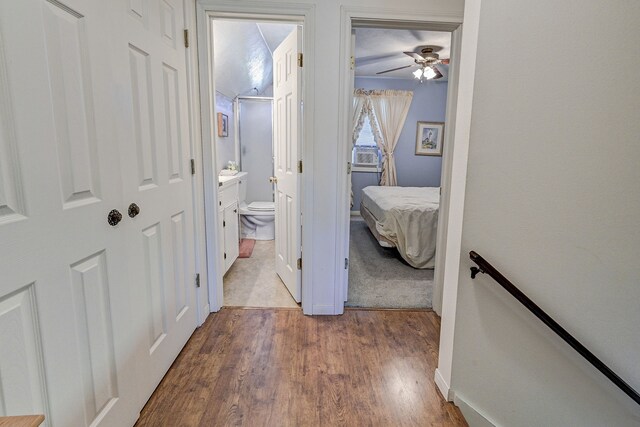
[
  {"left": 213, "top": 20, "right": 295, "bottom": 98},
  {"left": 355, "top": 28, "right": 452, "bottom": 80},
  {"left": 257, "top": 23, "right": 296, "bottom": 55},
  {"left": 212, "top": 23, "right": 451, "bottom": 97}
]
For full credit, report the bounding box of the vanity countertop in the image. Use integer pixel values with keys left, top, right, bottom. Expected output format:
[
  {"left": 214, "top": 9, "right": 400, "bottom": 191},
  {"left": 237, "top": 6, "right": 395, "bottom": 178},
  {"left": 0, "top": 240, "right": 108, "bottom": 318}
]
[{"left": 218, "top": 171, "right": 247, "bottom": 189}]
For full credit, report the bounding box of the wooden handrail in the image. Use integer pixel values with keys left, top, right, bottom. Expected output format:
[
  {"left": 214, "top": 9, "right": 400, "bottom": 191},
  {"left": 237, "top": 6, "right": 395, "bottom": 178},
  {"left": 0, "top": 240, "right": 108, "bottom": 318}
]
[
  {"left": 0, "top": 415, "right": 45, "bottom": 427},
  {"left": 469, "top": 250, "right": 640, "bottom": 406}
]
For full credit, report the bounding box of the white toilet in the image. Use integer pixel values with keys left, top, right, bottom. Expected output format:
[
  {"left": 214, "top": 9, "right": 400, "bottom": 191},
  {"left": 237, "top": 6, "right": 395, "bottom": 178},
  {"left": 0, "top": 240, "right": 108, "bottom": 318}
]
[{"left": 238, "top": 178, "right": 275, "bottom": 240}]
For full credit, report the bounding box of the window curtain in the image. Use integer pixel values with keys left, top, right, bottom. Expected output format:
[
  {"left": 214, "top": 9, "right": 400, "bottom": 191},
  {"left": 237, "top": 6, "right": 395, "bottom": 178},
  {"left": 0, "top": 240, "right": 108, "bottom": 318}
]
[
  {"left": 368, "top": 90, "right": 413, "bottom": 186},
  {"left": 352, "top": 89, "right": 368, "bottom": 144},
  {"left": 350, "top": 90, "right": 369, "bottom": 206}
]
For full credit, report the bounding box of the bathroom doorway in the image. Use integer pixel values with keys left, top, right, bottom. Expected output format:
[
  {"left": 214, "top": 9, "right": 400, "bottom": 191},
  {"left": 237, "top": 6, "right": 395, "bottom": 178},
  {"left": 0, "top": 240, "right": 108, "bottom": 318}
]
[{"left": 204, "top": 18, "right": 303, "bottom": 309}]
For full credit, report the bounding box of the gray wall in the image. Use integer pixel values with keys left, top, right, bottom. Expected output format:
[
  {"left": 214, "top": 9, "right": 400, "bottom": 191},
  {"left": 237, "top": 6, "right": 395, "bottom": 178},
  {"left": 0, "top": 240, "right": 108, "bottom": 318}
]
[
  {"left": 451, "top": 0, "right": 640, "bottom": 425},
  {"left": 351, "top": 77, "right": 448, "bottom": 209},
  {"left": 215, "top": 93, "right": 235, "bottom": 174}
]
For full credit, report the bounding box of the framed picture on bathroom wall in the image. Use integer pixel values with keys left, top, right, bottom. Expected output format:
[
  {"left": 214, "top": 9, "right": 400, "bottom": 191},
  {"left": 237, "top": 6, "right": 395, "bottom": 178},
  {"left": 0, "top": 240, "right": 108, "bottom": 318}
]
[
  {"left": 217, "top": 112, "right": 229, "bottom": 137},
  {"left": 415, "top": 121, "right": 444, "bottom": 156}
]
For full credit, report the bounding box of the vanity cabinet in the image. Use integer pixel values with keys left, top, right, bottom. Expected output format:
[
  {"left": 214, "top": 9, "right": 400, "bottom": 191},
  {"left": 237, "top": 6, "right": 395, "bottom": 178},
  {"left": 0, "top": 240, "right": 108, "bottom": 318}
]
[
  {"left": 221, "top": 202, "right": 239, "bottom": 273},
  {"left": 218, "top": 174, "right": 243, "bottom": 274}
]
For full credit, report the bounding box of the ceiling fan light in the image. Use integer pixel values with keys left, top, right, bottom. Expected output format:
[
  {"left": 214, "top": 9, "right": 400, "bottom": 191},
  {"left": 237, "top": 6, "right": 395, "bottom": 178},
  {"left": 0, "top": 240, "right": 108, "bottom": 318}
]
[
  {"left": 423, "top": 67, "right": 437, "bottom": 80},
  {"left": 413, "top": 68, "right": 423, "bottom": 79}
]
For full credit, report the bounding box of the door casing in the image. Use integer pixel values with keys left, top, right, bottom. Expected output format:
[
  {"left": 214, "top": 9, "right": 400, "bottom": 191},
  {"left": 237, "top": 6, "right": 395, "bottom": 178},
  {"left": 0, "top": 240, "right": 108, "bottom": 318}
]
[{"left": 196, "top": 1, "right": 315, "bottom": 314}]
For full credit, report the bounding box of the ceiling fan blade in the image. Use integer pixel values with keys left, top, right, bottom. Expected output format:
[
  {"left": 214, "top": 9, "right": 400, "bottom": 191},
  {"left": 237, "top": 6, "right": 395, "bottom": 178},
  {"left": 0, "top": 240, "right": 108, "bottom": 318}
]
[
  {"left": 375, "top": 64, "right": 415, "bottom": 75},
  {"left": 355, "top": 53, "right": 401, "bottom": 67},
  {"left": 432, "top": 66, "right": 444, "bottom": 80},
  {"left": 403, "top": 51, "right": 424, "bottom": 61}
]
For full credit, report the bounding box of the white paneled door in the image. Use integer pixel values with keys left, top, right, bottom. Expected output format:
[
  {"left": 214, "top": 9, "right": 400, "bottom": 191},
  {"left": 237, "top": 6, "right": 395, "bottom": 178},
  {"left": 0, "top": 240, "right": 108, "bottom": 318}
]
[
  {"left": 115, "top": 0, "right": 198, "bottom": 408},
  {"left": 0, "top": 0, "right": 198, "bottom": 425},
  {"left": 273, "top": 27, "right": 302, "bottom": 302},
  {"left": 0, "top": 0, "right": 139, "bottom": 426}
]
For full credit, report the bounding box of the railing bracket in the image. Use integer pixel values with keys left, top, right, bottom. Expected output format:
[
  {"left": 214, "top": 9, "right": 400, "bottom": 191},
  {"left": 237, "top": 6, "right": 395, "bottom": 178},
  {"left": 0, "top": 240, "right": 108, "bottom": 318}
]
[{"left": 470, "top": 266, "right": 483, "bottom": 279}]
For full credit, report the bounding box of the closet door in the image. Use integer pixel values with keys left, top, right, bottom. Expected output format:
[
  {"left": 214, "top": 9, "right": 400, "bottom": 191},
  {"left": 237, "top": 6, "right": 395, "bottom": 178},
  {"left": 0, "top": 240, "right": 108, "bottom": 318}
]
[
  {"left": 114, "top": 0, "right": 199, "bottom": 406},
  {"left": 0, "top": 1, "right": 138, "bottom": 426}
]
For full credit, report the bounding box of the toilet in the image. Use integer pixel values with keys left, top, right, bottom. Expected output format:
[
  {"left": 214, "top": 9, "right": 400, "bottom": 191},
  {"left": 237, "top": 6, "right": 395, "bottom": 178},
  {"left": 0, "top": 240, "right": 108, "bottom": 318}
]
[{"left": 238, "top": 178, "right": 275, "bottom": 240}]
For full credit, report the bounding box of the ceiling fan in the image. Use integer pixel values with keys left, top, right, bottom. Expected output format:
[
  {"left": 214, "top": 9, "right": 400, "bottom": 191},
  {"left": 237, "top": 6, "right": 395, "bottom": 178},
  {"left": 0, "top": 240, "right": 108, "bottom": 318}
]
[{"left": 376, "top": 46, "right": 449, "bottom": 80}]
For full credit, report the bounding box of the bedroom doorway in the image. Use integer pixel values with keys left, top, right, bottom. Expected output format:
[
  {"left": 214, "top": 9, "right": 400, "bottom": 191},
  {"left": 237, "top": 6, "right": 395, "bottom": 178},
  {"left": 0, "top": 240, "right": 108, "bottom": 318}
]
[{"left": 341, "top": 22, "right": 459, "bottom": 310}]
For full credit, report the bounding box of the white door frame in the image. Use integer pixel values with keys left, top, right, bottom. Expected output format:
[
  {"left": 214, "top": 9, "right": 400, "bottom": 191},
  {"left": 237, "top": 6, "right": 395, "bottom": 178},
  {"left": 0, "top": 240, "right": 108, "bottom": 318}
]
[
  {"left": 196, "top": 1, "right": 315, "bottom": 314},
  {"left": 335, "top": 5, "right": 476, "bottom": 401},
  {"left": 184, "top": 0, "right": 210, "bottom": 326},
  {"left": 335, "top": 7, "right": 463, "bottom": 314}
]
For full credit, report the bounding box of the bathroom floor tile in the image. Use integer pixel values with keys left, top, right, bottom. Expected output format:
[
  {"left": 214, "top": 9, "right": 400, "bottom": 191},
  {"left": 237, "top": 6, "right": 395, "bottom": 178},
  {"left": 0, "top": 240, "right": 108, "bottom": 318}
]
[{"left": 223, "top": 240, "right": 299, "bottom": 308}]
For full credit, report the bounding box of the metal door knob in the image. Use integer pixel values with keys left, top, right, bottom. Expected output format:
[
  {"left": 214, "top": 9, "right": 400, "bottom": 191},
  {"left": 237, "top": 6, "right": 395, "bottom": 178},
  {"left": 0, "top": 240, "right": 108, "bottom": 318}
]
[
  {"left": 128, "top": 203, "right": 140, "bottom": 218},
  {"left": 269, "top": 176, "right": 278, "bottom": 184},
  {"left": 107, "top": 209, "right": 123, "bottom": 226}
]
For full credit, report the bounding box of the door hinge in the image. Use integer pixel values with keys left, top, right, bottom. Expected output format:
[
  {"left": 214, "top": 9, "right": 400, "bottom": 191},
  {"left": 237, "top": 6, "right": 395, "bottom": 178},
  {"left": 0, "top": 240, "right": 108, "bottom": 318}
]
[
  {"left": 195, "top": 273, "right": 200, "bottom": 288},
  {"left": 297, "top": 160, "right": 303, "bottom": 173},
  {"left": 190, "top": 158, "right": 195, "bottom": 175},
  {"left": 297, "top": 258, "right": 302, "bottom": 270},
  {"left": 183, "top": 29, "right": 189, "bottom": 48},
  {"left": 224, "top": 252, "right": 227, "bottom": 260},
  {"left": 223, "top": 220, "right": 226, "bottom": 227},
  {"left": 344, "top": 258, "right": 349, "bottom": 269},
  {"left": 350, "top": 56, "right": 355, "bottom": 70},
  {"left": 297, "top": 52, "right": 303, "bottom": 67},
  {"left": 347, "top": 162, "right": 352, "bottom": 174}
]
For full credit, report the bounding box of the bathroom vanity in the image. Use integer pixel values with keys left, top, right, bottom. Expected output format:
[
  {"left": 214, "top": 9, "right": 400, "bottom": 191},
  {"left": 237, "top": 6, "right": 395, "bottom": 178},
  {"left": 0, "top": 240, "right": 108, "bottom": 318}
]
[{"left": 218, "top": 172, "right": 247, "bottom": 273}]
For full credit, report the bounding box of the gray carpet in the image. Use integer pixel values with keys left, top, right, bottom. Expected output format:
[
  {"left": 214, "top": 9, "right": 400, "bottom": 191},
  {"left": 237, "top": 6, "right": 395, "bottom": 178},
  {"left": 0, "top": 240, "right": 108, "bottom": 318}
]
[{"left": 346, "top": 219, "right": 433, "bottom": 308}]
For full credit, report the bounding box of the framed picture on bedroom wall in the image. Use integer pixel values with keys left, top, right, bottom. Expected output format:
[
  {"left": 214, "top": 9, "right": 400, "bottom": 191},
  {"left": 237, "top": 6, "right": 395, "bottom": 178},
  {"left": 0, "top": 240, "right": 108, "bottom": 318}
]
[
  {"left": 415, "top": 121, "right": 444, "bottom": 156},
  {"left": 217, "top": 112, "right": 229, "bottom": 137}
]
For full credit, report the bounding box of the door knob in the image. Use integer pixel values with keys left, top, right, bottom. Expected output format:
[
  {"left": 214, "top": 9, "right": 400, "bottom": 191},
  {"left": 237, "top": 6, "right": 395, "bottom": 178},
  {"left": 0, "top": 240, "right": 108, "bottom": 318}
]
[
  {"left": 128, "top": 203, "right": 140, "bottom": 218},
  {"left": 269, "top": 176, "right": 278, "bottom": 184},
  {"left": 107, "top": 209, "right": 123, "bottom": 226}
]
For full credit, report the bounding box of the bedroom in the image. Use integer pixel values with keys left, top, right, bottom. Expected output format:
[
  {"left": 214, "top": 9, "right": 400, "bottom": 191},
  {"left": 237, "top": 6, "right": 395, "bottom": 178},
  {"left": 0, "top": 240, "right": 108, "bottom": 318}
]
[{"left": 346, "top": 27, "right": 451, "bottom": 309}]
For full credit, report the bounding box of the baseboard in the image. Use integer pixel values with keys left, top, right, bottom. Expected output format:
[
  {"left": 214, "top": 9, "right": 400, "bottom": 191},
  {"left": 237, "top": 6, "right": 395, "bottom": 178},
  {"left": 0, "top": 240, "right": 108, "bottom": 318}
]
[
  {"left": 434, "top": 368, "right": 453, "bottom": 401},
  {"left": 452, "top": 393, "right": 497, "bottom": 427},
  {"left": 313, "top": 304, "right": 339, "bottom": 315},
  {"left": 199, "top": 304, "right": 210, "bottom": 326}
]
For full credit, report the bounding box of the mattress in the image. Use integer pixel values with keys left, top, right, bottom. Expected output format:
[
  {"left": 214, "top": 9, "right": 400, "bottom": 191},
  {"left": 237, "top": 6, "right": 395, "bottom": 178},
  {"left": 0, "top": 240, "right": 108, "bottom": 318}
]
[
  {"left": 361, "top": 186, "right": 439, "bottom": 221},
  {"left": 360, "top": 186, "right": 440, "bottom": 269}
]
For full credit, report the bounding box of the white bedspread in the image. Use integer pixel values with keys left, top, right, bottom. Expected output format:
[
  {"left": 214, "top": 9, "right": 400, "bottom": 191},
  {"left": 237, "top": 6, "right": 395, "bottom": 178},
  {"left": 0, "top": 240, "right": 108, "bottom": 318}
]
[{"left": 361, "top": 186, "right": 439, "bottom": 269}]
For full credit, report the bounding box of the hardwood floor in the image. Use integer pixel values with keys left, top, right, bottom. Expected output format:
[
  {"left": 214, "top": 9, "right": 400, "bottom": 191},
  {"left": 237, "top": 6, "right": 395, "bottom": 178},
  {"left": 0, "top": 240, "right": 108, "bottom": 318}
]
[{"left": 135, "top": 308, "right": 467, "bottom": 427}]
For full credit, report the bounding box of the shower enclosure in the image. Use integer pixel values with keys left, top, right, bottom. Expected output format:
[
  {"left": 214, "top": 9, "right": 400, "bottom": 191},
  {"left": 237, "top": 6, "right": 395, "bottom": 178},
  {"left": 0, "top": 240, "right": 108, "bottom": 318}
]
[{"left": 236, "top": 96, "right": 274, "bottom": 203}]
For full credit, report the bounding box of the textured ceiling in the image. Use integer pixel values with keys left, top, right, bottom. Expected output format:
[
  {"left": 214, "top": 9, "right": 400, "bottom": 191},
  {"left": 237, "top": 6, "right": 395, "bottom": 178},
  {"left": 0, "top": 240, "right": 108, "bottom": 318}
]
[
  {"left": 355, "top": 28, "right": 452, "bottom": 80},
  {"left": 257, "top": 23, "right": 297, "bottom": 55},
  {"left": 213, "top": 21, "right": 295, "bottom": 98},
  {"left": 212, "top": 23, "right": 450, "bottom": 97}
]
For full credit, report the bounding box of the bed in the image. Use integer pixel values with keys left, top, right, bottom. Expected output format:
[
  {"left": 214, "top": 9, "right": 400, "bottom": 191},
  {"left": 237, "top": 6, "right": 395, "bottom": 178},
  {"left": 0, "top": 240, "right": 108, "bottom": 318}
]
[{"left": 360, "top": 186, "right": 440, "bottom": 269}]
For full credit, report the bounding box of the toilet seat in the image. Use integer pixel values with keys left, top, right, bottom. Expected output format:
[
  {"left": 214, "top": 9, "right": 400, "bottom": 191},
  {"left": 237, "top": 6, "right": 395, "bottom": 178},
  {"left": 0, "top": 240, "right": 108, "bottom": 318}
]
[
  {"left": 239, "top": 201, "right": 274, "bottom": 217},
  {"left": 247, "top": 201, "right": 274, "bottom": 212}
]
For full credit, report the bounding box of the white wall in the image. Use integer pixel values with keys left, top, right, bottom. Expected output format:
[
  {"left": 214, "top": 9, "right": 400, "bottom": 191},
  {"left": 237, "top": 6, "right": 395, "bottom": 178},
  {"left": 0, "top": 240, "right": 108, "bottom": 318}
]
[
  {"left": 215, "top": 93, "right": 235, "bottom": 174},
  {"left": 450, "top": 0, "right": 640, "bottom": 425}
]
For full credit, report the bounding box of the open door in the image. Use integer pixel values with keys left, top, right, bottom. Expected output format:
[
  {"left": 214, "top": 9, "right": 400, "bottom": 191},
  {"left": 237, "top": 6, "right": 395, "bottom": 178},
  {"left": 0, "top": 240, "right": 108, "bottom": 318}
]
[{"left": 273, "top": 27, "right": 302, "bottom": 302}]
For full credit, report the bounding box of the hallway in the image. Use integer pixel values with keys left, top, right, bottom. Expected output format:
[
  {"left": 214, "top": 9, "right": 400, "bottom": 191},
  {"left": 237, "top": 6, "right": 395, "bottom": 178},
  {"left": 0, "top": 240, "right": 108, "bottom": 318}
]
[{"left": 135, "top": 308, "right": 466, "bottom": 426}]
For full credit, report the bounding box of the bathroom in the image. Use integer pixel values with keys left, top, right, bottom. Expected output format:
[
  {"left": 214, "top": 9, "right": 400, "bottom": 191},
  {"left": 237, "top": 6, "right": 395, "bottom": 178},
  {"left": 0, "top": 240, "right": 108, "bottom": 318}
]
[{"left": 211, "top": 19, "right": 301, "bottom": 308}]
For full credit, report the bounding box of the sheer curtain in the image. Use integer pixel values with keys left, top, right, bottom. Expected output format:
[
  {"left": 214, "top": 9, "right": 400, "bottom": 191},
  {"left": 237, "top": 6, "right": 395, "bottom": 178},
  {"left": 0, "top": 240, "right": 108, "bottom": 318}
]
[
  {"left": 368, "top": 90, "right": 413, "bottom": 186},
  {"left": 350, "top": 90, "right": 368, "bottom": 206}
]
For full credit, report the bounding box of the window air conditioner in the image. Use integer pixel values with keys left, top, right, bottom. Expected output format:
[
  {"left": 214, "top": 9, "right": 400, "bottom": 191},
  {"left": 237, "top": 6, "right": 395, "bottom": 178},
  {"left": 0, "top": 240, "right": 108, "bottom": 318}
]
[{"left": 354, "top": 146, "right": 379, "bottom": 167}]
